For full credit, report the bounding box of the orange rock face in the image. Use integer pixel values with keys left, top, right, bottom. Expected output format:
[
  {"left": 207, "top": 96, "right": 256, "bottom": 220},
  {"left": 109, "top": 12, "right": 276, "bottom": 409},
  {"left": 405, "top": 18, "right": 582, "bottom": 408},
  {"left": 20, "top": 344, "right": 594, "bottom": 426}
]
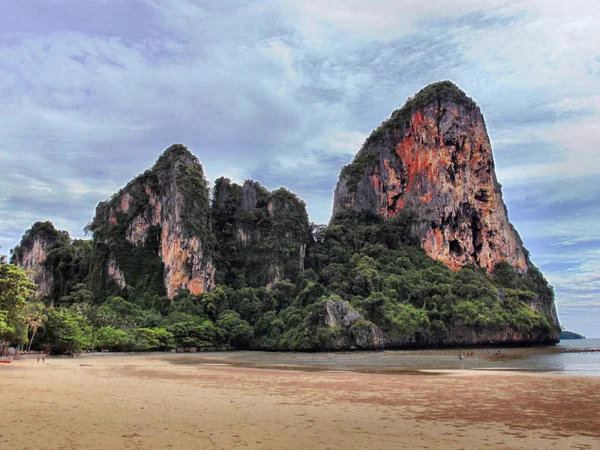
[
  {"left": 159, "top": 222, "right": 213, "bottom": 297},
  {"left": 107, "top": 254, "right": 126, "bottom": 289},
  {"left": 14, "top": 236, "right": 54, "bottom": 296},
  {"left": 333, "top": 97, "right": 528, "bottom": 273}
]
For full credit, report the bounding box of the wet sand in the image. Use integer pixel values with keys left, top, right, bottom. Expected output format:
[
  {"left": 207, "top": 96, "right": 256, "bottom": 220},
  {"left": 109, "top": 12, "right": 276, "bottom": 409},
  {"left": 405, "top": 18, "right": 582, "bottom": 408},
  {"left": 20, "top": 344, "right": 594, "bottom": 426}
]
[{"left": 1, "top": 352, "right": 599, "bottom": 449}]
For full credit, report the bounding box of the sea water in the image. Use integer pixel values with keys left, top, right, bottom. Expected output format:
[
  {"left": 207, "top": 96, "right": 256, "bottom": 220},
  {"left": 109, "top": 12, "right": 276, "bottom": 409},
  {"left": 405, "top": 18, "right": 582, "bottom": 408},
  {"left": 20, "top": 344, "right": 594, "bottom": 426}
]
[
  {"left": 550, "top": 338, "right": 600, "bottom": 376},
  {"left": 466, "top": 338, "right": 600, "bottom": 376},
  {"left": 167, "top": 339, "right": 600, "bottom": 376}
]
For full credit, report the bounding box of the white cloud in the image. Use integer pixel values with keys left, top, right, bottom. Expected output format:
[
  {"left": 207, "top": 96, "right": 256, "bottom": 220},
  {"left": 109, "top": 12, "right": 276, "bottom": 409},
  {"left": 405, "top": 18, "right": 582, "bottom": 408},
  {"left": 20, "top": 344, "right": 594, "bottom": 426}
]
[{"left": 286, "top": 0, "right": 517, "bottom": 42}]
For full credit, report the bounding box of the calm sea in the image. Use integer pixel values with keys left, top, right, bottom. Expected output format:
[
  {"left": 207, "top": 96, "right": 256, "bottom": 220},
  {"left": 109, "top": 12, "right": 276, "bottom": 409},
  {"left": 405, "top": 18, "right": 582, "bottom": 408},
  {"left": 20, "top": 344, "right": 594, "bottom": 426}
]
[
  {"left": 167, "top": 339, "right": 600, "bottom": 376},
  {"left": 540, "top": 338, "right": 600, "bottom": 376},
  {"left": 460, "top": 338, "right": 600, "bottom": 376}
]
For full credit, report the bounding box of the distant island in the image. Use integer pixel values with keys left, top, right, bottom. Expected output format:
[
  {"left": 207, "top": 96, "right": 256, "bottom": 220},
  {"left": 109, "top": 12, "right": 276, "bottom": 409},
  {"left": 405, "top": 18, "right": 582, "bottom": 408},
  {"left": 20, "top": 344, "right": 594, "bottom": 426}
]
[{"left": 560, "top": 330, "right": 586, "bottom": 340}]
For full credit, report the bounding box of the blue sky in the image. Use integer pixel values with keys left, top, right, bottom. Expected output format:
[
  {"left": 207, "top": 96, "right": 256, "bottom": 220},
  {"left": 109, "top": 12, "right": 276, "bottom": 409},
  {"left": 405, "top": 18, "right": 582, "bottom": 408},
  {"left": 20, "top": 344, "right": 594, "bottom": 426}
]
[{"left": 0, "top": 0, "right": 598, "bottom": 337}]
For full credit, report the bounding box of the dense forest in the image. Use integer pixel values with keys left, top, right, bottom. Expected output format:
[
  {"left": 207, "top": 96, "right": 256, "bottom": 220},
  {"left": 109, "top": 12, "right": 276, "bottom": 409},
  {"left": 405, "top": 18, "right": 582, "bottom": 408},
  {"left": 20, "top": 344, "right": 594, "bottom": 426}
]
[{"left": 3, "top": 207, "right": 556, "bottom": 354}]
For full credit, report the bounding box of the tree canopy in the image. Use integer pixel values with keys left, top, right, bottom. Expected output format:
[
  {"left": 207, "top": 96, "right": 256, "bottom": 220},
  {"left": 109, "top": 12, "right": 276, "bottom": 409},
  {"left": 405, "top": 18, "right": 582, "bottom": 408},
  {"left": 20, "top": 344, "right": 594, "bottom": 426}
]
[{"left": 0, "top": 264, "right": 35, "bottom": 338}]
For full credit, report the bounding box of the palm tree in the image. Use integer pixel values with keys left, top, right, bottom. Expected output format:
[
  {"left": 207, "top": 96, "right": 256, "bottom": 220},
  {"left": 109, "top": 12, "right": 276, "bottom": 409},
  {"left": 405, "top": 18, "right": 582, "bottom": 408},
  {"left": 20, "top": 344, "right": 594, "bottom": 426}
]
[{"left": 25, "top": 302, "right": 48, "bottom": 353}]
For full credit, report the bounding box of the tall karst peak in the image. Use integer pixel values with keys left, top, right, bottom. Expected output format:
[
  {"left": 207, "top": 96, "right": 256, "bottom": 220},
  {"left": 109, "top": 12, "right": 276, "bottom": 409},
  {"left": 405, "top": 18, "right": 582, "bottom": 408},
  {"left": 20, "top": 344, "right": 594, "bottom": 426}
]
[
  {"left": 333, "top": 81, "right": 527, "bottom": 274},
  {"left": 153, "top": 143, "right": 199, "bottom": 172},
  {"left": 90, "top": 144, "right": 215, "bottom": 298},
  {"left": 404, "top": 80, "right": 477, "bottom": 109}
]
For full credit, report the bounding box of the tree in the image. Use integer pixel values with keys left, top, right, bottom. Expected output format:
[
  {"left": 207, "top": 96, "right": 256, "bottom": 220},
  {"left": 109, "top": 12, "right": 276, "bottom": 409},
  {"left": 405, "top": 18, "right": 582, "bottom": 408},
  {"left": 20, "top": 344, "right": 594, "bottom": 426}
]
[
  {"left": 44, "top": 307, "right": 92, "bottom": 354},
  {"left": 131, "top": 328, "right": 175, "bottom": 351},
  {"left": 0, "top": 311, "right": 8, "bottom": 336},
  {"left": 166, "top": 321, "right": 218, "bottom": 347},
  {"left": 216, "top": 310, "right": 253, "bottom": 348},
  {"left": 0, "top": 264, "right": 36, "bottom": 340},
  {"left": 96, "top": 297, "right": 140, "bottom": 329},
  {"left": 25, "top": 302, "right": 48, "bottom": 352},
  {"left": 93, "top": 326, "right": 131, "bottom": 351},
  {"left": 59, "top": 283, "right": 94, "bottom": 306}
]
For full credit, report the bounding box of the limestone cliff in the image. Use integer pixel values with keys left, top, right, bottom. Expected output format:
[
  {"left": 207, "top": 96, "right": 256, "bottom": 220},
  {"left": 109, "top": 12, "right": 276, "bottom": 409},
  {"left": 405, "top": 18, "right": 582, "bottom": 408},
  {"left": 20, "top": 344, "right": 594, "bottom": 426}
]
[
  {"left": 212, "top": 178, "right": 311, "bottom": 288},
  {"left": 10, "top": 221, "right": 62, "bottom": 297},
  {"left": 333, "top": 81, "right": 527, "bottom": 273},
  {"left": 91, "top": 144, "right": 215, "bottom": 298},
  {"left": 333, "top": 81, "right": 559, "bottom": 337},
  {"left": 12, "top": 222, "right": 91, "bottom": 304}
]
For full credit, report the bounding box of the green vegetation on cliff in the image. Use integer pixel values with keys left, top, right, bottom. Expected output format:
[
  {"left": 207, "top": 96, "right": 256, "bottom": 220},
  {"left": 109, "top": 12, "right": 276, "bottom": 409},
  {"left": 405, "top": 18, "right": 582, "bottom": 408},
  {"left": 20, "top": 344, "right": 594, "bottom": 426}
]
[
  {"left": 211, "top": 178, "right": 310, "bottom": 289},
  {"left": 8, "top": 139, "right": 558, "bottom": 353},
  {"left": 10, "top": 221, "right": 91, "bottom": 304},
  {"left": 89, "top": 219, "right": 165, "bottom": 299},
  {"left": 339, "top": 151, "right": 380, "bottom": 193}
]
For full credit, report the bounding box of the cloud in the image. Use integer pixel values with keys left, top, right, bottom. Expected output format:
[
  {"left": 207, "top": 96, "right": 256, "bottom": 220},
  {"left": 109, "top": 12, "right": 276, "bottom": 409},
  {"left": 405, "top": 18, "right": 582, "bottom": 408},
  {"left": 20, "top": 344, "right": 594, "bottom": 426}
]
[{"left": 286, "top": 0, "right": 518, "bottom": 42}]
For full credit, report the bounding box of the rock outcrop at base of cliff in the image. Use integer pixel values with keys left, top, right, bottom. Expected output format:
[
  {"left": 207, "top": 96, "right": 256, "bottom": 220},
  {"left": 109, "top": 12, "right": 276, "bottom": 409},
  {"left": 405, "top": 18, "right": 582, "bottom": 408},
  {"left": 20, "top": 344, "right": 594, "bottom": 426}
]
[
  {"left": 320, "top": 295, "right": 557, "bottom": 349},
  {"left": 90, "top": 144, "right": 215, "bottom": 298},
  {"left": 333, "top": 81, "right": 527, "bottom": 274},
  {"left": 324, "top": 298, "right": 385, "bottom": 349},
  {"left": 212, "top": 177, "right": 311, "bottom": 289}
]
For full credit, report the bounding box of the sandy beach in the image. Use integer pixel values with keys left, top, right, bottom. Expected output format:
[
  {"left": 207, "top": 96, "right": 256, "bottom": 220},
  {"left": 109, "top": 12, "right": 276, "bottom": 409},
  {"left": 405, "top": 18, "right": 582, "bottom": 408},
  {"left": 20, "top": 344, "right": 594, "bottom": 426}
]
[{"left": 1, "top": 352, "right": 599, "bottom": 449}]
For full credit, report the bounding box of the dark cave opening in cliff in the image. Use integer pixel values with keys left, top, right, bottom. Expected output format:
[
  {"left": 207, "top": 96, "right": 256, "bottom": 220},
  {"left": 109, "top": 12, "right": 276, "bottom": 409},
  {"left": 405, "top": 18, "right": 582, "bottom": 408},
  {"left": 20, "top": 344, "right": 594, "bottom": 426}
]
[{"left": 449, "top": 239, "right": 463, "bottom": 256}]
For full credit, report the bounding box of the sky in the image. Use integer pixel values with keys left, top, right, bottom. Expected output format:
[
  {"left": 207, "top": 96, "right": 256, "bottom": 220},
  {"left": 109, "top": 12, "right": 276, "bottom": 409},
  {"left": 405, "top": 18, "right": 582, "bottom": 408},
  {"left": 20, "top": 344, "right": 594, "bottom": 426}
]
[{"left": 0, "top": 0, "right": 599, "bottom": 337}]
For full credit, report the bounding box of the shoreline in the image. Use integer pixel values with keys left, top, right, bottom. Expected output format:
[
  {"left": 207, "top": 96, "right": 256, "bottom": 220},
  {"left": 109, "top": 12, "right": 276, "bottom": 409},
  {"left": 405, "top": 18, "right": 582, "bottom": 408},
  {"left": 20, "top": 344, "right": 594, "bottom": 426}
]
[{"left": 14, "top": 343, "right": 600, "bottom": 376}]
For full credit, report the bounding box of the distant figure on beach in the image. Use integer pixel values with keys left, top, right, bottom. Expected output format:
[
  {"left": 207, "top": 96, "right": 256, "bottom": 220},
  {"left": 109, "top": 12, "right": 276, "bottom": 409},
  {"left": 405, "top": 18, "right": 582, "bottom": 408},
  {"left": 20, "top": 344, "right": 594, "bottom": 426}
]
[
  {"left": 37, "top": 356, "right": 40, "bottom": 363},
  {"left": 458, "top": 354, "right": 463, "bottom": 360},
  {"left": 497, "top": 349, "right": 501, "bottom": 355},
  {"left": 42, "top": 356, "right": 45, "bottom": 364}
]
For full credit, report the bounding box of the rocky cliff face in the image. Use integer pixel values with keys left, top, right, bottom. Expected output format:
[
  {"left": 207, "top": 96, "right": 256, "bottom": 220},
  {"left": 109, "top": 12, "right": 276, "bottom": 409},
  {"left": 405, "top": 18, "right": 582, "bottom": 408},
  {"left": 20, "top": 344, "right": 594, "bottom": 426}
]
[
  {"left": 333, "top": 81, "right": 527, "bottom": 274},
  {"left": 212, "top": 177, "right": 311, "bottom": 288},
  {"left": 10, "top": 221, "right": 61, "bottom": 297},
  {"left": 91, "top": 144, "right": 215, "bottom": 298}
]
